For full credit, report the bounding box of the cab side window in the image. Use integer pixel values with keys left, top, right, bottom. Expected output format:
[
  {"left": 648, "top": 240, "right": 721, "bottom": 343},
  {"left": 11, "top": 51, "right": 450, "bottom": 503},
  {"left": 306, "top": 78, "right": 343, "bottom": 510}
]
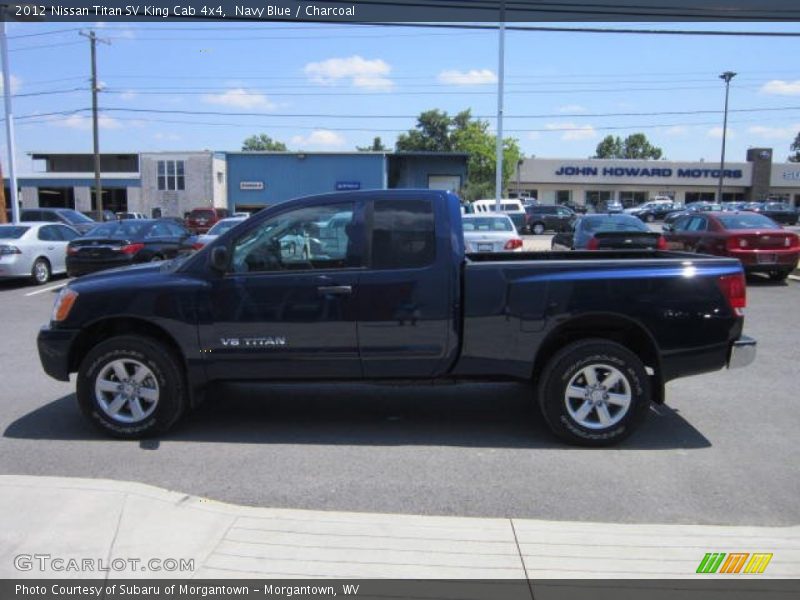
[
  {"left": 687, "top": 217, "right": 707, "bottom": 232},
  {"left": 231, "top": 203, "right": 358, "bottom": 273},
  {"left": 371, "top": 199, "right": 435, "bottom": 269},
  {"left": 37, "top": 225, "right": 59, "bottom": 241}
]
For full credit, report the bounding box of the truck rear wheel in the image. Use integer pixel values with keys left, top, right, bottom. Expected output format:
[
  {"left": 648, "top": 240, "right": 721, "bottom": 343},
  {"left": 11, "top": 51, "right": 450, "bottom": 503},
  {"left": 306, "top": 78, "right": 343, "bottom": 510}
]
[
  {"left": 537, "top": 339, "right": 651, "bottom": 446},
  {"left": 77, "top": 335, "right": 187, "bottom": 439}
]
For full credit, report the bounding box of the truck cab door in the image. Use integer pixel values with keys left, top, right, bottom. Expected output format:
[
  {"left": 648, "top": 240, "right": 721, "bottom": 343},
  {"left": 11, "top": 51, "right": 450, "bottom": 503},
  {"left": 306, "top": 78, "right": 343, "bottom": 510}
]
[
  {"left": 200, "top": 200, "right": 365, "bottom": 380},
  {"left": 357, "top": 196, "right": 457, "bottom": 378}
]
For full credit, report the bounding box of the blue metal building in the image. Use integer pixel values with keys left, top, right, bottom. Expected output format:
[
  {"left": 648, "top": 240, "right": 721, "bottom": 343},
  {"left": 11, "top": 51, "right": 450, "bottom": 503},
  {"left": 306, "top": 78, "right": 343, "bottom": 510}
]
[{"left": 225, "top": 151, "right": 468, "bottom": 211}]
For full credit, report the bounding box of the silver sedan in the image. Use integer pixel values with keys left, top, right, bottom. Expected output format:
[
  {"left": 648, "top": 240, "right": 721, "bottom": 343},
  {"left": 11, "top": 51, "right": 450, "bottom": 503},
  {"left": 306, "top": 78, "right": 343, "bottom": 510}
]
[
  {"left": 462, "top": 214, "right": 524, "bottom": 253},
  {"left": 0, "top": 222, "right": 80, "bottom": 285}
]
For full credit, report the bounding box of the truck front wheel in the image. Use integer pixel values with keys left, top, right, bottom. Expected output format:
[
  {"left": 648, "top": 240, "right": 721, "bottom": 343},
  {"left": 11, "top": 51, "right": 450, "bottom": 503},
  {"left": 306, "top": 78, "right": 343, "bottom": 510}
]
[
  {"left": 537, "top": 339, "right": 651, "bottom": 446},
  {"left": 77, "top": 335, "right": 187, "bottom": 439}
]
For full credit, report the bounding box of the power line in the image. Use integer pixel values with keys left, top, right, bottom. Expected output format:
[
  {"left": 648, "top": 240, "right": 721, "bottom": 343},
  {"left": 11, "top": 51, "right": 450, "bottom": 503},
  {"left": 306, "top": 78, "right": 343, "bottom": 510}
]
[
  {"left": 97, "top": 105, "right": 800, "bottom": 120},
  {"left": 6, "top": 27, "right": 82, "bottom": 40},
  {"left": 8, "top": 40, "right": 84, "bottom": 52}
]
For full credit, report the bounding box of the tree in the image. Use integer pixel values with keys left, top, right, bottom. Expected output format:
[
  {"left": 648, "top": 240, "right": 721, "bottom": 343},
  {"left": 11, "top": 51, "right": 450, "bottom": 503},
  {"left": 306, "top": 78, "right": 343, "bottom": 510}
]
[
  {"left": 241, "top": 134, "right": 287, "bottom": 152},
  {"left": 395, "top": 108, "right": 521, "bottom": 201},
  {"left": 789, "top": 132, "right": 800, "bottom": 162},
  {"left": 594, "top": 133, "right": 663, "bottom": 160},
  {"left": 357, "top": 136, "right": 387, "bottom": 152},
  {"left": 594, "top": 135, "right": 623, "bottom": 159}
]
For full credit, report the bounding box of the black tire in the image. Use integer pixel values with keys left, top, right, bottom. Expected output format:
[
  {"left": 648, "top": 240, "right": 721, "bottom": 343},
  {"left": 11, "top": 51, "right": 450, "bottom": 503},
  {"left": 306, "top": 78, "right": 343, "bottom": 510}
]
[
  {"left": 537, "top": 339, "right": 651, "bottom": 446},
  {"left": 532, "top": 222, "right": 546, "bottom": 235},
  {"left": 31, "top": 257, "right": 51, "bottom": 285},
  {"left": 77, "top": 335, "right": 187, "bottom": 439},
  {"left": 768, "top": 269, "right": 790, "bottom": 282}
]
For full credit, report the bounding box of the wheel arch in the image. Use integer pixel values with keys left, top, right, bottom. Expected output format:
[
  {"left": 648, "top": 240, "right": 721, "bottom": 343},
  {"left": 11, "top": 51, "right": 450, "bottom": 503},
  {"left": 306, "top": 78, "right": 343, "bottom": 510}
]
[
  {"left": 68, "top": 317, "right": 185, "bottom": 376},
  {"left": 532, "top": 313, "right": 664, "bottom": 404}
]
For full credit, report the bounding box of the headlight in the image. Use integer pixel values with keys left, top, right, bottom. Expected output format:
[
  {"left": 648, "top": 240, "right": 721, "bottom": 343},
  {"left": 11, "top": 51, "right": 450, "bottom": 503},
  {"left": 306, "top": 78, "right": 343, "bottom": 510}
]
[{"left": 51, "top": 287, "right": 79, "bottom": 323}]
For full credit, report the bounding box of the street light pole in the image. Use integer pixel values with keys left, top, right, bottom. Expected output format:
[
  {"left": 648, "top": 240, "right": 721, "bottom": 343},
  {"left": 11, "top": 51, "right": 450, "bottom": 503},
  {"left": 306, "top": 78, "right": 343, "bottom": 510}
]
[
  {"left": 1, "top": 18, "right": 20, "bottom": 224},
  {"left": 717, "top": 71, "right": 736, "bottom": 204},
  {"left": 494, "top": 1, "right": 505, "bottom": 210}
]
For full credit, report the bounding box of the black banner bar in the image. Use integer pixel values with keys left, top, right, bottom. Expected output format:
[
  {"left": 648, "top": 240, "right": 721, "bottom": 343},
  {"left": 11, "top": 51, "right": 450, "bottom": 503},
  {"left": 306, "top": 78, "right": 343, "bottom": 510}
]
[
  {"left": 3, "top": 579, "right": 800, "bottom": 600},
  {"left": 2, "top": 0, "right": 800, "bottom": 23}
]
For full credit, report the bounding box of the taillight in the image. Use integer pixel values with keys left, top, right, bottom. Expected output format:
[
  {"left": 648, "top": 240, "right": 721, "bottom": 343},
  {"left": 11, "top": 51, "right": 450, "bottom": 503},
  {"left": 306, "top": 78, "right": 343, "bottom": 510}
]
[
  {"left": 786, "top": 234, "right": 799, "bottom": 248},
  {"left": 587, "top": 236, "right": 600, "bottom": 250},
  {"left": 727, "top": 236, "right": 749, "bottom": 250},
  {"left": 717, "top": 273, "right": 746, "bottom": 316},
  {"left": 66, "top": 246, "right": 79, "bottom": 256},
  {"left": 504, "top": 238, "right": 523, "bottom": 250},
  {"left": 0, "top": 244, "right": 21, "bottom": 255},
  {"left": 119, "top": 243, "right": 145, "bottom": 255},
  {"left": 656, "top": 235, "right": 667, "bottom": 250}
]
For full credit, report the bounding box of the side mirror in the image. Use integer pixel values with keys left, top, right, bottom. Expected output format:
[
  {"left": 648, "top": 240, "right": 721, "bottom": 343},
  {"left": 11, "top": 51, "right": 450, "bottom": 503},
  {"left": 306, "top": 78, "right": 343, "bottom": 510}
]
[
  {"left": 210, "top": 245, "right": 229, "bottom": 272},
  {"left": 662, "top": 224, "right": 673, "bottom": 232}
]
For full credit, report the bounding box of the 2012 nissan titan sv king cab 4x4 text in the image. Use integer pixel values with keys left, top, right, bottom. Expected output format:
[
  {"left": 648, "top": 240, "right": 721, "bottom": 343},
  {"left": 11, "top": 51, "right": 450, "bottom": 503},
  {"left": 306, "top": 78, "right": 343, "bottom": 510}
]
[{"left": 37, "top": 190, "right": 757, "bottom": 446}]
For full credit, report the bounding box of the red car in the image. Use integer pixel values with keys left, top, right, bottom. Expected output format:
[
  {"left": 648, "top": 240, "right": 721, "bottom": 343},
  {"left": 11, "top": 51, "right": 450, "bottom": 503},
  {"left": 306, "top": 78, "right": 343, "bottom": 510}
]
[
  {"left": 663, "top": 211, "right": 799, "bottom": 281},
  {"left": 185, "top": 207, "right": 229, "bottom": 234}
]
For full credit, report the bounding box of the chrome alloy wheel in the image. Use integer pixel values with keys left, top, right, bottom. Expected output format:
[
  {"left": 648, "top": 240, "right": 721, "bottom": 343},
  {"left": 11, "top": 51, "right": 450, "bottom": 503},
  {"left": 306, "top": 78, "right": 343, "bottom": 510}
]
[
  {"left": 564, "top": 363, "right": 632, "bottom": 429},
  {"left": 94, "top": 359, "right": 160, "bottom": 424},
  {"left": 34, "top": 261, "right": 49, "bottom": 283}
]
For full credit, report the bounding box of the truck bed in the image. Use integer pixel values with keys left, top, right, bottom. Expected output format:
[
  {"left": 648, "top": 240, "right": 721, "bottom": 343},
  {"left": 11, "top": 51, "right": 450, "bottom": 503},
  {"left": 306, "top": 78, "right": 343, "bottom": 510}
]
[{"left": 455, "top": 250, "right": 744, "bottom": 382}]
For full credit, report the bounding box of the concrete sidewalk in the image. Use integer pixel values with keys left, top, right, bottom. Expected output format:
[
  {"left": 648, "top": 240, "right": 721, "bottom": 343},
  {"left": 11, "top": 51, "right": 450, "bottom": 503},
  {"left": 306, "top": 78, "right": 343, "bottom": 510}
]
[{"left": 0, "top": 475, "right": 797, "bottom": 579}]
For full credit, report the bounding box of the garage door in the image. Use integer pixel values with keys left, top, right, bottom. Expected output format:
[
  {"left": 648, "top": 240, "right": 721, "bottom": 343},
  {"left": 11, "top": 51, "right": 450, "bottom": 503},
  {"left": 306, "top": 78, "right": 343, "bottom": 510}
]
[{"left": 427, "top": 175, "right": 461, "bottom": 192}]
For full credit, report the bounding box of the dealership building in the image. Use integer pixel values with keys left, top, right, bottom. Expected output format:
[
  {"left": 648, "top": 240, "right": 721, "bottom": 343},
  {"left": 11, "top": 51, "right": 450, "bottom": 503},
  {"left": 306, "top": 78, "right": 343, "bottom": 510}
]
[
  {"left": 7, "top": 151, "right": 467, "bottom": 217},
  {"left": 513, "top": 148, "right": 800, "bottom": 209}
]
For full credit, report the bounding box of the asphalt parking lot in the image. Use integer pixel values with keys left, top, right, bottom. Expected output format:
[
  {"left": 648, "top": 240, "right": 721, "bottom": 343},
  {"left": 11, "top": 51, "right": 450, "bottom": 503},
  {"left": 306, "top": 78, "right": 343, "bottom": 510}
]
[{"left": 0, "top": 240, "right": 798, "bottom": 528}]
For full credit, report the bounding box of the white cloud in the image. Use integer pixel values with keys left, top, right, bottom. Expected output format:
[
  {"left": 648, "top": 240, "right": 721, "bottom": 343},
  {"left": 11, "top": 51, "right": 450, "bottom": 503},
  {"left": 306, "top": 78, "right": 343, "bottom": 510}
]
[
  {"left": 304, "top": 55, "right": 393, "bottom": 90},
  {"left": 545, "top": 122, "right": 598, "bottom": 141},
  {"left": 154, "top": 132, "right": 181, "bottom": 141},
  {"left": 290, "top": 130, "right": 346, "bottom": 149},
  {"left": 0, "top": 75, "right": 21, "bottom": 94},
  {"left": 748, "top": 124, "right": 799, "bottom": 140},
  {"left": 707, "top": 126, "right": 736, "bottom": 139},
  {"left": 437, "top": 69, "right": 497, "bottom": 86},
  {"left": 203, "top": 88, "right": 277, "bottom": 110},
  {"left": 760, "top": 80, "right": 800, "bottom": 96},
  {"left": 662, "top": 125, "right": 689, "bottom": 136},
  {"left": 56, "top": 115, "right": 122, "bottom": 130},
  {"left": 557, "top": 104, "right": 587, "bottom": 114}
]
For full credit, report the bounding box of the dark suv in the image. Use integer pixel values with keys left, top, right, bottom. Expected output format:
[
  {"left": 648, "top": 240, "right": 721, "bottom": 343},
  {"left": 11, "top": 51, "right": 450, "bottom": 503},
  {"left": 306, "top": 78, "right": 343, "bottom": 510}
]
[
  {"left": 185, "top": 207, "right": 230, "bottom": 234},
  {"left": 21, "top": 208, "right": 96, "bottom": 235},
  {"left": 524, "top": 204, "right": 575, "bottom": 234}
]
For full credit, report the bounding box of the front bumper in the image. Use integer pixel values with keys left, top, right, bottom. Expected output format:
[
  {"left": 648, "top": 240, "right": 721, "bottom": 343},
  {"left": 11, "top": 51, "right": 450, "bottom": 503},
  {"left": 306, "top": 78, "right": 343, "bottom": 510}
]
[
  {"left": 728, "top": 335, "right": 757, "bottom": 369},
  {"left": 37, "top": 325, "right": 80, "bottom": 381}
]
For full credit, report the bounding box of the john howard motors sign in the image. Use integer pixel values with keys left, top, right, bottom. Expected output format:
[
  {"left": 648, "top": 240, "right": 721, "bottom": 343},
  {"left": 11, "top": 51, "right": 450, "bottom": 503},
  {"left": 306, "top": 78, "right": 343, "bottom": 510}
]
[{"left": 554, "top": 165, "right": 744, "bottom": 179}]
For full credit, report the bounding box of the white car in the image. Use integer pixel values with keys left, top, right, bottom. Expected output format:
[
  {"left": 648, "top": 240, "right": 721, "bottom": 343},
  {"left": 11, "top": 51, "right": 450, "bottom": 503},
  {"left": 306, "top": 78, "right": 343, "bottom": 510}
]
[
  {"left": 193, "top": 216, "right": 248, "bottom": 249},
  {"left": 0, "top": 222, "right": 80, "bottom": 284},
  {"left": 462, "top": 214, "right": 523, "bottom": 253}
]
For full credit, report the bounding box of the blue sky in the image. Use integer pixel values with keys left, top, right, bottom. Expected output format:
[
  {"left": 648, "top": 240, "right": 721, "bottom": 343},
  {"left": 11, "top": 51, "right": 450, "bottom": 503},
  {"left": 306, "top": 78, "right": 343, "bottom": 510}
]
[{"left": 2, "top": 21, "right": 800, "bottom": 172}]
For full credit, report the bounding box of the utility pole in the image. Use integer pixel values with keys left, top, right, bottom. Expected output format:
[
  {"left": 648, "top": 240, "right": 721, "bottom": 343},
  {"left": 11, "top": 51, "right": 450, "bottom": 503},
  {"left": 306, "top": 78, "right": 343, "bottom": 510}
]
[
  {"left": 80, "top": 30, "right": 110, "bottom": 211},
  {"left": 494, "top": 1, "right": 506, "bottom": 210},
  {"left": 1, "top": 16, "right": 20, "bottom": 224},
  {"left": 717, "top": 71, "right": 736, "bottom": 204}
]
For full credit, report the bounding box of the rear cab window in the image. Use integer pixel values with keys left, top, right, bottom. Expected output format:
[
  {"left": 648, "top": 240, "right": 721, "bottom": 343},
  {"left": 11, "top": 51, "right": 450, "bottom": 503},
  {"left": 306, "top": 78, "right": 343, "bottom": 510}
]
[{"left": 371, "top": 199, "right": 436, "bottom": 269}]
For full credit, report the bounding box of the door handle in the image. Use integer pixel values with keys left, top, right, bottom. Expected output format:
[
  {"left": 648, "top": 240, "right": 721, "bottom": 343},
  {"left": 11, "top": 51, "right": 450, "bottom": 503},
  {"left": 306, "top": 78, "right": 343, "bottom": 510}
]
[
  {"left": 47, "top": 246, "right": 55, "bottom": 250},
  {"left": 317, "top": 285, "right": 352, "bottom": 296}
]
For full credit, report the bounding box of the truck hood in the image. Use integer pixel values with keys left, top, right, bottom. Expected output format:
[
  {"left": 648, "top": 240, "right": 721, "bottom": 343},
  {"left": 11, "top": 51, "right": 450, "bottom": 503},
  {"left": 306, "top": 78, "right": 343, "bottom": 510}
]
[{"left": 71, "top": 262, "right": 164, "bottom": 285}]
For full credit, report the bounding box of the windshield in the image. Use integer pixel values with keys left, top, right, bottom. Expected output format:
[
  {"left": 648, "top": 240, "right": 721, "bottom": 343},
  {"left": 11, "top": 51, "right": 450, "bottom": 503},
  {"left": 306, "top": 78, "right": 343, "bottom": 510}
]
[
  {"left": 85, "top": 221, "right": 149, "bottom": 239},
  {"left": 0, "top": 225, "right": 30, "bottom": 239},
  {"left": 61, "top": 209, "right": 95, "bottom": 225},
  {"left": 581, "top": 215, "right": 649, "bottom": 233},
  {"left": 717, "top": 214, "right": 782, "bottom": 230},
  {"left": 765, "top": 202, "right": 789, "bottom": 210},
  {"left": 463, "top": 217, "right": 514, "bottom": 232},
  {"left": 208, "top": 219, "right": 245, "bottom": 236}
]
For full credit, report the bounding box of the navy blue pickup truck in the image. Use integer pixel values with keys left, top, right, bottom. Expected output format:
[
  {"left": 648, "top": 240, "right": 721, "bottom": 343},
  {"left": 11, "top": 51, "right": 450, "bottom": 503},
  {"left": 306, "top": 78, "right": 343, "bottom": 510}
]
[{"left": 38, "top": 190, "right": 756, "bottom": 445}]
